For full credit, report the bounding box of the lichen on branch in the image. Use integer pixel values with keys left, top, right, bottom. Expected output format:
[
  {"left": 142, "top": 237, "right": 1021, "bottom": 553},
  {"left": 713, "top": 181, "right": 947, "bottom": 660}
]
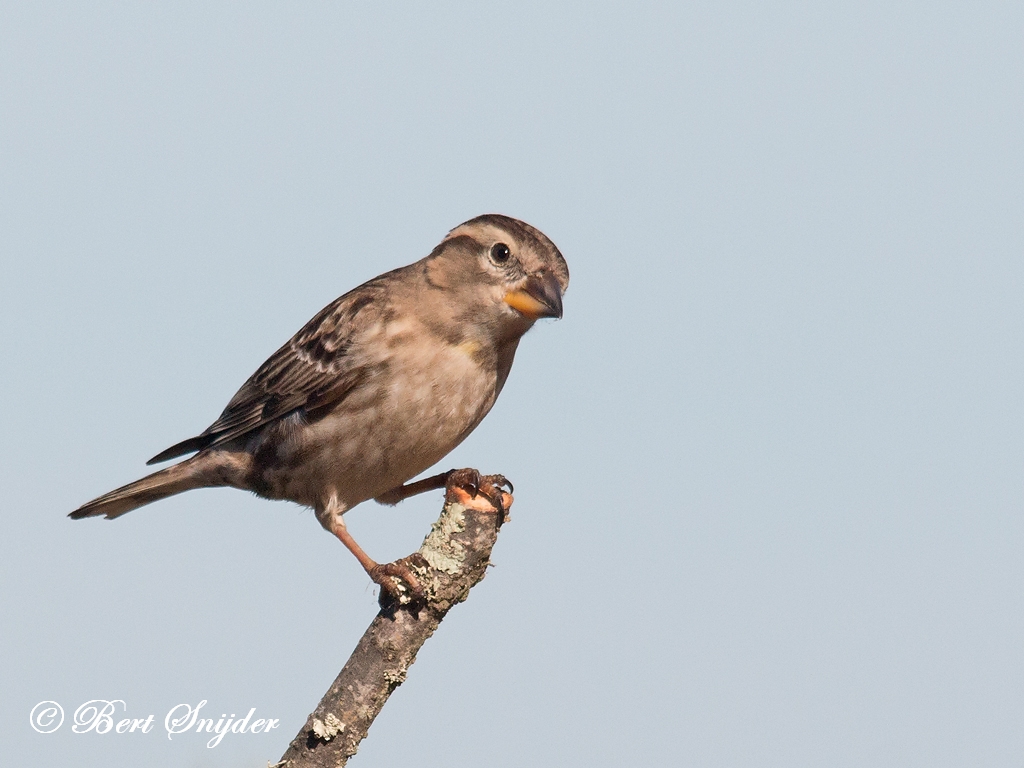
[{"left": 276, "top": 477, "right": 511, "bottom": 768}]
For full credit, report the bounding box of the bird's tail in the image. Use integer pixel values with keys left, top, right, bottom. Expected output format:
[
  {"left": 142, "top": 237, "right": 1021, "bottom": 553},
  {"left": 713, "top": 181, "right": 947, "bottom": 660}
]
[{"left": 69, "top": 456, "right": 223, "bottom": 520}]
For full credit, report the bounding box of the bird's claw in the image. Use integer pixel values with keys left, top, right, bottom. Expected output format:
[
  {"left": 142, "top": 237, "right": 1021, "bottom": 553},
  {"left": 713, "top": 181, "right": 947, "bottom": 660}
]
[
  {"left": 370, "top": 558, "right": 426, "bottom": 607},
  {"left": 445, "top": 469, "right": 513, "bottom": 524},
  {"left": 487, "top": 474, "right": 513, "bottom": 496},
  {"left": 480, "top": 475, "right": 512, "bottom": 525},
  {"left": 446, "top": 468, "right": 482, "bottom": 498}
]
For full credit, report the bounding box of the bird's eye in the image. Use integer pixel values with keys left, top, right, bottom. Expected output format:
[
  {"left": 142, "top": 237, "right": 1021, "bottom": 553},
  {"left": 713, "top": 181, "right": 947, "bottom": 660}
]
[{"left": 490, "top": 243, "right": 511, "bottom": 264}]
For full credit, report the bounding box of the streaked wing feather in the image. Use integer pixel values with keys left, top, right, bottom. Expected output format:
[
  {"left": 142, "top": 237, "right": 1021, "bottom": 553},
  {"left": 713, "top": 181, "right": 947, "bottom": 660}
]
[{"left": 148, "top": 279, "right": 391, "bottom": 463}]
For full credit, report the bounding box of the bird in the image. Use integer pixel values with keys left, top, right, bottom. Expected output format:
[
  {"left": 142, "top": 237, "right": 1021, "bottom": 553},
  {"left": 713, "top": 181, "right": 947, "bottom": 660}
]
[{"left": 70, "top": 214, "right": 568, "bottom": 600}]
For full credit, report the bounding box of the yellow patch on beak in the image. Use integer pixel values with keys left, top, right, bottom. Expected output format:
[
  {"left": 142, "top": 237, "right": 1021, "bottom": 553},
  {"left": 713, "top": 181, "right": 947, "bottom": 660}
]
[{"left": 503, "top": 289, "right": 550, "bottom": 320}]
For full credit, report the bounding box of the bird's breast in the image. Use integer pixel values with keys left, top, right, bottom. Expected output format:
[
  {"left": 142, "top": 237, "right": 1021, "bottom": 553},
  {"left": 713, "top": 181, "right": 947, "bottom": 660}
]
[{"left": 255, "top": 331, "right": 501, "bottom": 510}]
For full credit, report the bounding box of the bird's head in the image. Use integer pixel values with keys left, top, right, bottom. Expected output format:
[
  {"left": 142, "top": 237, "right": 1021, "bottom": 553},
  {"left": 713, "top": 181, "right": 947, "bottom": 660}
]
[{"left": 426, "top": 214, "right": 569, "bottom": 341}]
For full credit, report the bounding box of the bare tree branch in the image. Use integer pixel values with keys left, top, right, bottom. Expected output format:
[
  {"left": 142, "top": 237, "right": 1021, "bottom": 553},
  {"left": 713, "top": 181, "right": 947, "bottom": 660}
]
[{"left": 276, "top": 477, "right": 511, "bottom": 768}]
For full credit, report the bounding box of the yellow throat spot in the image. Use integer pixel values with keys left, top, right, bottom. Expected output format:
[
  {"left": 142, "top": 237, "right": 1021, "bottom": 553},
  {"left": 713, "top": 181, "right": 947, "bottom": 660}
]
[{"left": 457, "top": 339, "right": 483, "bottom": 357}]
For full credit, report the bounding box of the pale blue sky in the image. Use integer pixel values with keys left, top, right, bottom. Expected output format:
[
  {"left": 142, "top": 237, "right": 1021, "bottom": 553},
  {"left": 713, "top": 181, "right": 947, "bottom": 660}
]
[{"left": 3, "top": 2, "right": 1023, "bottom": 766}]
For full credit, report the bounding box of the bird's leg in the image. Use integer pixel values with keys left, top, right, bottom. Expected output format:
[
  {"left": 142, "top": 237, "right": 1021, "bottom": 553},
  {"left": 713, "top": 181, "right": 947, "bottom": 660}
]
[
  {"left": 319, "top": 498, "right": 425, "bottom": 605},
  {"left": 373, "top": 471, "right": 451, "bottom": 505},
  {"left": 376, "top": 469, "right": 514, "bottom": 524}
]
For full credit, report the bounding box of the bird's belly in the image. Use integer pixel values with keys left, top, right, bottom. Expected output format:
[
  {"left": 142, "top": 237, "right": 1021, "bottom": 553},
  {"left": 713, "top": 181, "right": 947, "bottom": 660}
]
[{"left": 256, "top": 343, "right": 496, "bottom": 511}]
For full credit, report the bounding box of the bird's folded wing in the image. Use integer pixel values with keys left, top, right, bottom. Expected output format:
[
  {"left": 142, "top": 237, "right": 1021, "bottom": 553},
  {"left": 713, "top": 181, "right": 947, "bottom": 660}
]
[{"left": 148, "top": 280, "right": 392, "bottom": 464}]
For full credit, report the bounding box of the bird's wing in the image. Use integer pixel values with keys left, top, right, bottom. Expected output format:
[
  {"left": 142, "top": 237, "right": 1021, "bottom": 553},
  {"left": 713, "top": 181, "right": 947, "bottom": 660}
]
[{"left": 148, "top": 279, "right": 392, "bottom": 464}]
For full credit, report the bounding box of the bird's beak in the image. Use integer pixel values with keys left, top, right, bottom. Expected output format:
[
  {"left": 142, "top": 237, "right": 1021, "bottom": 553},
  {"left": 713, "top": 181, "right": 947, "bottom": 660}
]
[{"left": 504, "top": 271, "right": 564, "bottom": 320}]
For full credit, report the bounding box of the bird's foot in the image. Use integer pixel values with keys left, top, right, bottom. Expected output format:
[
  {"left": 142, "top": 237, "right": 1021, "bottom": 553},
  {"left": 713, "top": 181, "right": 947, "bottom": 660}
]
[
  {"left": 445, "top": 469, "right": 514, "bottom": 524},
  {"left": 370, "top": 555, "right": 427, "bottom": 607}
]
